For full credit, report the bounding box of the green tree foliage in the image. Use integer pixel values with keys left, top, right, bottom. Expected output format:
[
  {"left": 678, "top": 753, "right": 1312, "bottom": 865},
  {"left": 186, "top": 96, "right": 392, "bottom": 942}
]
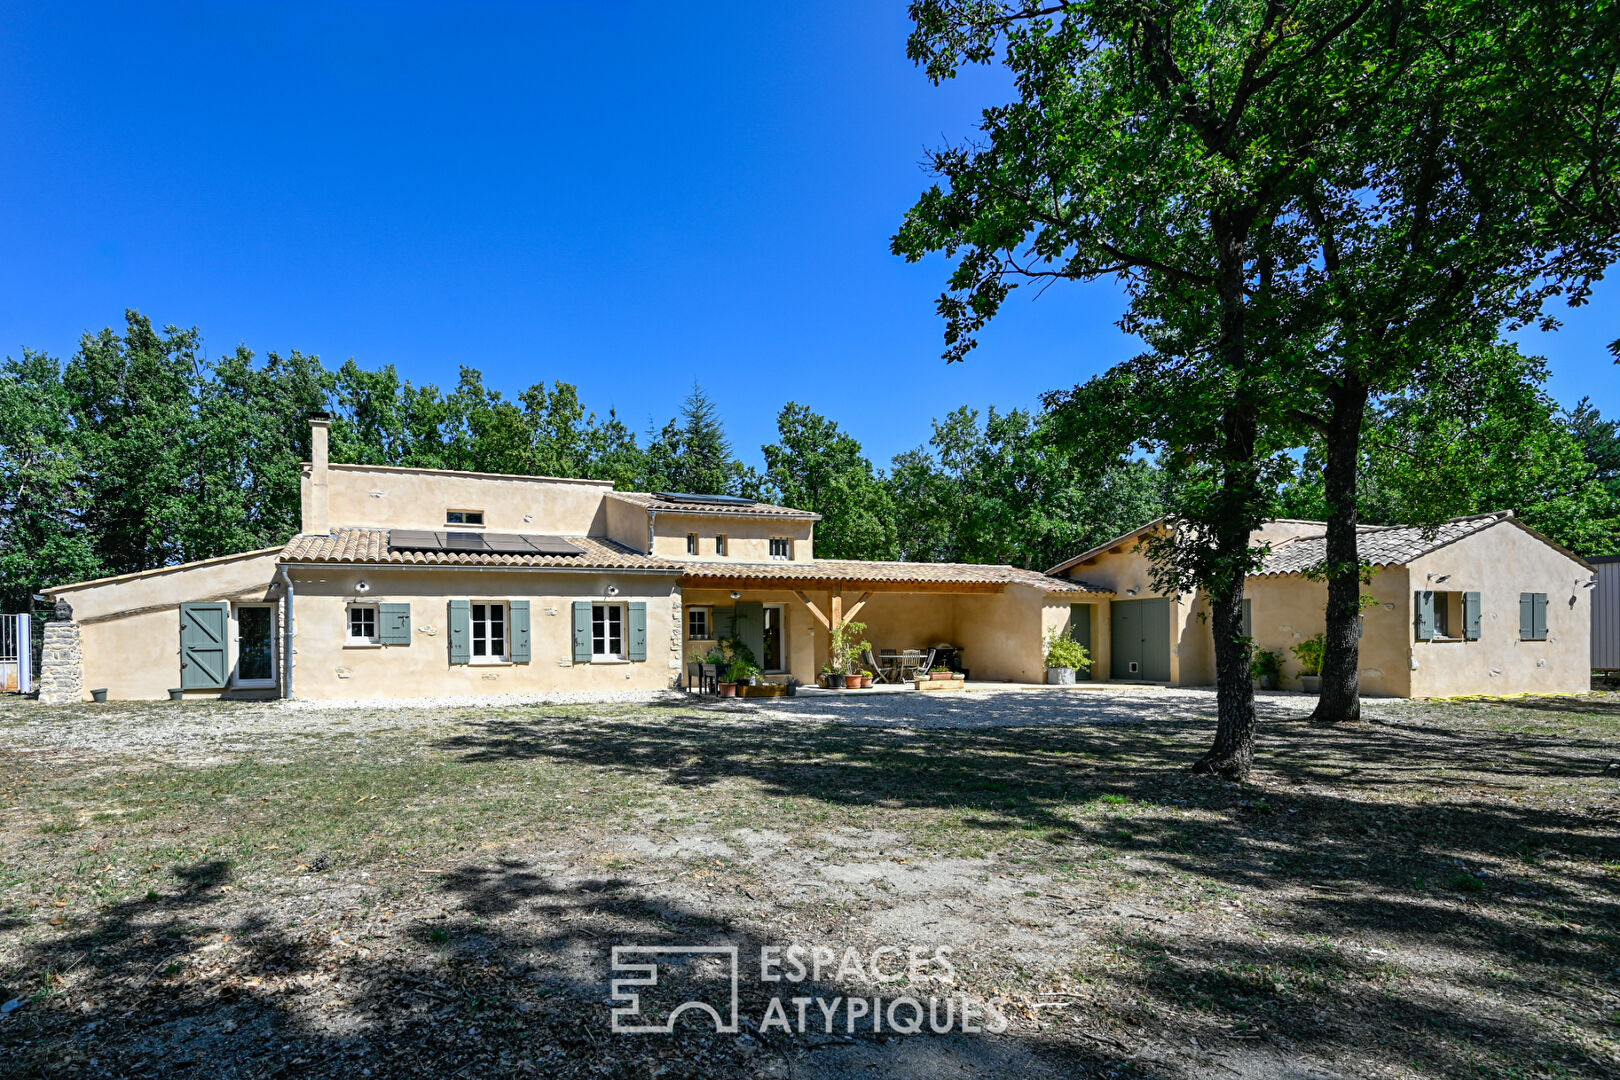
[
  {"left": 1276, "top": 346, "right": 1620, "bottom": 557},
  {"left": 760, "top": 403, "right": 896, "bottom": 560},
  {"left": 889, "top": 406, "right": 1164, "bottom": 571},
  {"left": 0, "top": 350, "right": 100, "bottom": 609}
]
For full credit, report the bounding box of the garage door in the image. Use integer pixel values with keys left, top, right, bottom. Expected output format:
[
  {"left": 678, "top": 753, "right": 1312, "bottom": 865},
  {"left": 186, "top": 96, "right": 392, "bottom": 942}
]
[{"left": 1110, "top": 598, "right": 1170, "bottom": 682}]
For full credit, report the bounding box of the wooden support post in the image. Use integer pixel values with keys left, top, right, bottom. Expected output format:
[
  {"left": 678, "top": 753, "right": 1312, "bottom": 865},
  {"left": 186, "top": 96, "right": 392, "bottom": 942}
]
[{"left": 829, "top": 591, "right": 843, "bottom": 672}]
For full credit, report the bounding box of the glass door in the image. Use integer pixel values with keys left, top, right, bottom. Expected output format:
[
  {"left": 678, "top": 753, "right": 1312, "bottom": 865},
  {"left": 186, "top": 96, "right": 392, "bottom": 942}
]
[
  {"left": 762, "top": 605, "right": 786, "bottom": 673},
  {"left": 235, "top": 604, "right": 277, "bottom": 687}
]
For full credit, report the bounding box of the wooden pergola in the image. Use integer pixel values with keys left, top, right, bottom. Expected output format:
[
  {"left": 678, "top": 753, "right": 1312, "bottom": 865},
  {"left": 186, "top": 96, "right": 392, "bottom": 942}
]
[{"left": 682, "top": 574, "right": 1004, "bottom": 672}]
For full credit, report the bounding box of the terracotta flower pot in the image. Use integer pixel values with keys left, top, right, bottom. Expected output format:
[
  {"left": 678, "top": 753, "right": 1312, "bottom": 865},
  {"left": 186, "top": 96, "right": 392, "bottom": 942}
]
[
  {"left": 719, "top": 683, "right": 738, "bottom": 697},
  {"left": 862, "top": 676, "right": 874, "bottom": 688},
  {"left": 930, "top": 672, "right": 953, "bottom": 681}
]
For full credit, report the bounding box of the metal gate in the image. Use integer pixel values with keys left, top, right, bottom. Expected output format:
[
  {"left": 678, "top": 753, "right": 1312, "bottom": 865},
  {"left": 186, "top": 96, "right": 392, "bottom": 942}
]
[{"left": 1, "top": 613, "right": 33, "bottom": 694}]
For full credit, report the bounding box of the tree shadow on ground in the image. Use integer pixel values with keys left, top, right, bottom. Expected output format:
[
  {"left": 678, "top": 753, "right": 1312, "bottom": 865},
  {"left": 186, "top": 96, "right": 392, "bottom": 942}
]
[
  {"left": 427, "top": 696, "right": 1620, "bottom": 1077},
  {"left": 0, "top": 856, "right": 1142, "bottom": 1080}
]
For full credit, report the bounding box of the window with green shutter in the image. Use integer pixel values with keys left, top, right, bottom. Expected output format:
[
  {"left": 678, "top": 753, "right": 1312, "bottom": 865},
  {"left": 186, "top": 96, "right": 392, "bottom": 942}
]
[
  {"left": 1520, "top": 592, "right": 1548, "bottom": 640},
  {"left": 1462, "top": 593, "right": 1481, "bottom": 641},
  {"left": 448, "top": 600, "right": 471, "bottom": 664},
  {"left": 628, "top": 602, "right": 647, "bottom": 661},
  {"left": 509, "top": 601, "right": 531, "bottom": 663},
  {"left": 1414, "top": 591, "right": 1437, "bottom": 641},
  {"left": 572, "top": 601, "right": 592, "bottom": 662},
  {"left": 378, "top": 603, "right": 412, "bottom": 645}
]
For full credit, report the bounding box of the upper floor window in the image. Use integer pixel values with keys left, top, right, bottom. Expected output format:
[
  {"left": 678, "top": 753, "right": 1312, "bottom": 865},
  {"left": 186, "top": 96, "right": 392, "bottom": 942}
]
[
  {"left": 770, "top": 537, "right": 793, "bottom": 561},
  {"left": 447, "top": 510, "right": 484, "bottom": 527},
  {"left": 686, "top": 533, "right": 699, "bottom": 555},
  {"left": 715, "top": 534, "right": 728, "bottom": 556}
]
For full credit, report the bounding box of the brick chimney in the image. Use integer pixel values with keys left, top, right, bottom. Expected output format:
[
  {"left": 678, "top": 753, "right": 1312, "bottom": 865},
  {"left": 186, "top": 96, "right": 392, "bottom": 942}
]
[{"left": 303, "top": 416, "right": 331, "bottom": 535}]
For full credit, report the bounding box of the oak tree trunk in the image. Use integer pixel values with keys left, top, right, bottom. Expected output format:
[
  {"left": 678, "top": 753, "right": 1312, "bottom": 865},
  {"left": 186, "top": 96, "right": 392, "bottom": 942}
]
[
  {"left": 1195, "top": 579, "right": 1257, "bottom": 780},
  {"left": 1309, "top": 377, "right": 1367, "bottom": 724}
]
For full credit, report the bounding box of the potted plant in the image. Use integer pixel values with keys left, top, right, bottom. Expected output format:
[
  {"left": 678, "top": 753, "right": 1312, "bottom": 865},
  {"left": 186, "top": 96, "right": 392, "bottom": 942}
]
[
  {"left": 1044, "top": 631, "right": 1091, "bottom": 685},
  {"left": 828, "top": 620, "right": 868, "bottom": 688},
  {"left": 1292, "top": 633, "right": 1325, "bottom": 694},
  {"left": 859, "top": 670, "right": 874, "bottom": 688},
  {"left": 727, "top": 656, "right": 760, "bottom": 687},
  {"left": 1250, "top": 648, "right": 1283, "bottom": 690},
  {"left": 821, "top": 665, "right": 845, "bottom": 689},
  {"left": 929, "top": 666, "right": 954, "bottom": 681}
]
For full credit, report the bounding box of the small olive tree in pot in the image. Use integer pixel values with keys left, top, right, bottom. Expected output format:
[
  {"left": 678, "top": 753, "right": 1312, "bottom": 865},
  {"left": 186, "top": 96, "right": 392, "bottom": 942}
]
[
  {"left": 1044, "top": 632, "right": 1091, "bottom": 685},
  {"left": 1292, "top": 634, "right": 1325, "bottom": 695}
]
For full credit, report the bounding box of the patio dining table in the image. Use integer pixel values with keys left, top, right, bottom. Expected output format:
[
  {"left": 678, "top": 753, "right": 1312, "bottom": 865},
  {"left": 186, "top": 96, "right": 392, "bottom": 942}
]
[{"left": 879, "top": 650, "right": 930, "bottom": 682}]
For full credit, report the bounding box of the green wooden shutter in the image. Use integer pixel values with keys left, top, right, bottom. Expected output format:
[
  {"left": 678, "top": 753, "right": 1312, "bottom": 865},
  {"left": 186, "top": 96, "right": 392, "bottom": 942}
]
[
  {"left": 179, "top": 602, "right": 230, "bottom": 690},
  {"left": 448, "top": 600, "right": 471, "bottom": 664},
  {"left": 1532, "top": 592, "right": 1548, "bottom": 640},
  {"left": 508, "top": 601, "right": 531, "bottom": 662},
  {"left": 1415, "top": 591, "right": 1436, "bottom": 640},
  {"left": 713, "top": 605, "right": 736, "bottom": 643},
  {"left": 378, "top": 603, "right": 412, "bottom": 645},
  {"left": 627, "top": 602, "right": 647, "bottom": 661},
  {"left": 1069, "top": 604, "right": 1092, "bottom": 678},
  {"left": 572, "top": 601, "right": 593, "bottom": 662},
  {"left": 1241, "top": 599, "right": 1252, "bottom": 639},
  {"left": 1463, "top": 593, "right": 1481, "bottom": 640},
  {"left": 733, "top": 602, "right": 763, "bottom": 666},
  {"left": 1519, "top": 592, "right": 1534, "bottom": 640}
]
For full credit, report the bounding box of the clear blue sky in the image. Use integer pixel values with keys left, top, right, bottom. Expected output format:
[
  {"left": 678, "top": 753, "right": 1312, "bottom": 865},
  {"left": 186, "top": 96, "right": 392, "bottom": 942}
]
[{"left": 2, "top": 2, "right": 1614, "bottom": 470}]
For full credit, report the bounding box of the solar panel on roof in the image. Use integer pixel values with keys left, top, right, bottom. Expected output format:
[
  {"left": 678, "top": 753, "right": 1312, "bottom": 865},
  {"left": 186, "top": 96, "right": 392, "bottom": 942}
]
[
  {"left": 387, "top": 529, "right": 443, "bottom": 551},
  {"left": 387, "top": 529, "right": 584, "bottom": 557},
  {"left": 654, "top": 491, "right": 755, "bottom": 506}
]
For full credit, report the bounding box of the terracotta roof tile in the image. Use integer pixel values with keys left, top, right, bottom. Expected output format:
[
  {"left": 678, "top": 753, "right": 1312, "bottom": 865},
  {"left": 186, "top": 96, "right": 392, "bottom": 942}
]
[
  {"left": 607, "top": 491, "right": 820, "bottom": 519},
  {"left": 678, "top": 557, "right": 1105, "bottom": 593},
  {"left": 1253, "top": 513, "right": 1510, "bottom": 576},
  {"left": 280, "top": 529, "right": 684, "bottom": 571}
]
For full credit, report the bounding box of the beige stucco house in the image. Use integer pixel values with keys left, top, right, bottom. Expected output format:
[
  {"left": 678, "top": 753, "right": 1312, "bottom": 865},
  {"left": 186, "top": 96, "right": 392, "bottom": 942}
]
[
  {"left": 37, "top": 420, "right": 1593, "bottom": 702},
  {"left": 39, "top": 420, "right": 1099, "bottom": 702},
  {"left": 1046, "top": 513, "right": 1596, "bottom": 697}
]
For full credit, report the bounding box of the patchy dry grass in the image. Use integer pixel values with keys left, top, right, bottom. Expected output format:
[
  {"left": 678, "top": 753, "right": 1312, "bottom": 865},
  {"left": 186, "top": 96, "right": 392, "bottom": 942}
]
[{"left": 1, "top": 689, "right": 1617, "bottom": 1079}]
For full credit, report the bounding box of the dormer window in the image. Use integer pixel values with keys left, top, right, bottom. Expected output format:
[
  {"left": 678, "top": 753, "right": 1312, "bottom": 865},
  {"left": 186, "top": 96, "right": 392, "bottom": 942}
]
[{"left": 447, "top": 510, "right": 484, "bottom": 527}]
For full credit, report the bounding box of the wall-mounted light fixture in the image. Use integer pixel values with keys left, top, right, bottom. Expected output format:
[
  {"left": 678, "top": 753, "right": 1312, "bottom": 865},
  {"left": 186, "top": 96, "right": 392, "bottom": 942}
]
[
  {"left": 354, "top": 580, "right": 370, "bottom": 594},
  {"left": 730, "top": 591, "right": 742, "bottom": 600},
  {"left": 1427, "top": 573, "right": 1450, "bottom": 583},
  {"left": 605, "top": 585, "right": 620, "bottom": 597}
]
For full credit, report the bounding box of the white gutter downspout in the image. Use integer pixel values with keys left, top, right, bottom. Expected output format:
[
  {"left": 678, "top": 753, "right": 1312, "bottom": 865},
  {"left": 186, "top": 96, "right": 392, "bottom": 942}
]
[{"left": 277, "top": 565, "right": 295, "bottom": 700}]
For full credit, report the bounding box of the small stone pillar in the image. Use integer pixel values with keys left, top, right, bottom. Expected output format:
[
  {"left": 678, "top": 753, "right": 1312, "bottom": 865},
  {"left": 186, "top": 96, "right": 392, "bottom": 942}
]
[
  {"left": 668, "top": 585, "right": 685, "bottom": 686},
  {"left": 38, "top": 622, "right": 84, "bottom": 704}
]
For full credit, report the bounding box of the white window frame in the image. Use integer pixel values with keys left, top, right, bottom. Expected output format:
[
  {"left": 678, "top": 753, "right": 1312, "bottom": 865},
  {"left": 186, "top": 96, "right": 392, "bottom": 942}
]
[
  {"left": 687, "top": 606, "right": 713, "bottom": 641},
  {"left": 232, "top": 603, "right": 279, "bottom": 689},
  {"left": 470, "top": 601, "right": 509, "bottom": 663},
  {"left": 593, "top": 603, "right": 626, "bottom": 661},
  {"left": 715, "top": 534, "right": 728, "bottom": 556},
  {"left": 446, "top": 509, "right": 485, "bottom": 527},
  {"left": 346, "top": 603, "right": 380, "bottom": 646},
  {"left": 686, "top": 533, "right": 699, "bottom": 555},
  {"left": 770, "top": 537, "right": 792, "bottom": 561}
]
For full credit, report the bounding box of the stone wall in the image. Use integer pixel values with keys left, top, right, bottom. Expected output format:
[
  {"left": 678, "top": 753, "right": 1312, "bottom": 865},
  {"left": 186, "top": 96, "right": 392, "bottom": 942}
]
[
  {"left": 38, "top": 621, "right": 84, "bottom": 705},
  {"left": 668, "top": 584, "right": 684, "bottom": 687}
]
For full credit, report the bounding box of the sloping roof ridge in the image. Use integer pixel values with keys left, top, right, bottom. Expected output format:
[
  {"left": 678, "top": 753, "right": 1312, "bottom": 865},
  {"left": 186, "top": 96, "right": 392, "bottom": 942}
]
[
  {"left": 311, "top": 461, "right": 614, "bottom": 486},
  {"left": 44, "top": 545, "right": 287, "bottom": 594}
]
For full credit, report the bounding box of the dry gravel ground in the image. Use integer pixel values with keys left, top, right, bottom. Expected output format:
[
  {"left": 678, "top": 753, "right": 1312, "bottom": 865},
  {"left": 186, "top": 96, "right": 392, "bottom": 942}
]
[{"left": 1, "top": 686, "right": 1617, "bottom": 1080}]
